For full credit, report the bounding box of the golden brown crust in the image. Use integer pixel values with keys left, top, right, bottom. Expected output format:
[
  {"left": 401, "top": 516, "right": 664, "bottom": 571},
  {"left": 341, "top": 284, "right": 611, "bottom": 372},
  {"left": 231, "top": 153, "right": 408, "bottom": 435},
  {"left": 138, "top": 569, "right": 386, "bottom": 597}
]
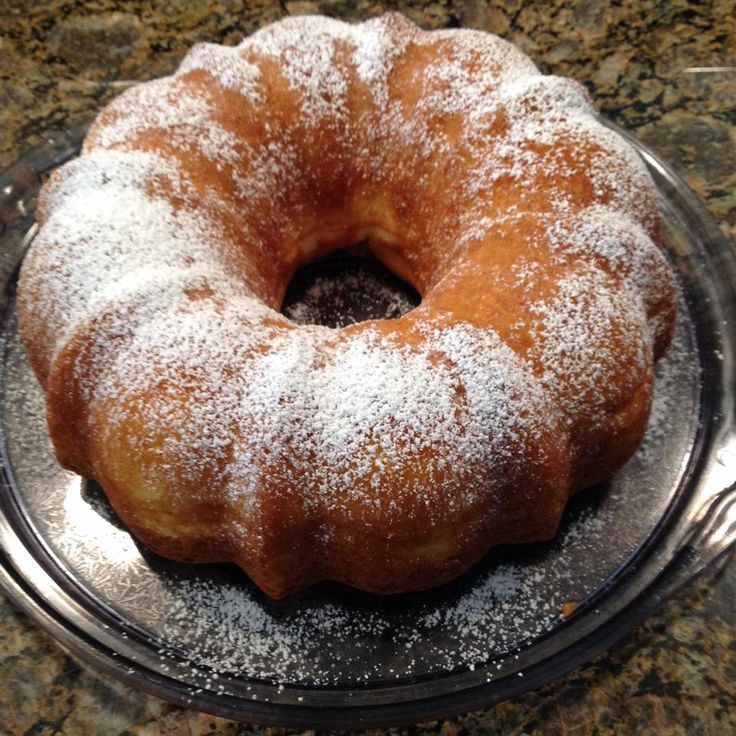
[{"left": 18, "top": 13, "right": 676, "bottom": 598}]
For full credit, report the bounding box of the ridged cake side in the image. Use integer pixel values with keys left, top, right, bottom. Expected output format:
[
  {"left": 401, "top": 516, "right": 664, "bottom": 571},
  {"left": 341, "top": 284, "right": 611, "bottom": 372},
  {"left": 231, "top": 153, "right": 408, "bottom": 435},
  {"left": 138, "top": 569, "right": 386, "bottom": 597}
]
[{"left": 18, "top": 13, "right": 676, "bottom": 597}]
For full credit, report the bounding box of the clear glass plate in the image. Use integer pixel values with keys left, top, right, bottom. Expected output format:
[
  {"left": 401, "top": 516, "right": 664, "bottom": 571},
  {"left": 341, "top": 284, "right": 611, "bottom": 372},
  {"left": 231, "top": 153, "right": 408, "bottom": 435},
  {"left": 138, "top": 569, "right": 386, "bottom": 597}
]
[{"left": 0, "top": 121, "right": 734, "bottom": 728}]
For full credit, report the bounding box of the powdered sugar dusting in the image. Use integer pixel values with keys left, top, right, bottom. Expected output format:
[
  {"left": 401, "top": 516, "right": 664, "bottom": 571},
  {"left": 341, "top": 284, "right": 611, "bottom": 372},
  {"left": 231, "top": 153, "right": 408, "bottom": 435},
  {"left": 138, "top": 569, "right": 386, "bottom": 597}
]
[
  {"left": 4, "top": 265, "right": 697, "bottom": 688},
  {"left": 18, "top": 12, "right": 676, "bottom": 600},
  {"left": 415, "top": 28, "right": 538, "bottom": 122},
  {"left": 283, "top": 266, "right": 417, "bottom": 327},
  {"left": 80, "top": 300, "right": 558, "bottom": 529},
  {"left": 20, "top": 150, "right": 253, "bottom": 376},
  {"left": 525, "top": 264, "right": 650, "bottom": 420},
  {"left": 548, "top": 203, "right": 674, "bottom": 320},
  {"left": 247, "top": 13, "right": 413, "bottom": 112},
  {"left": 177, "top": 43, "right": 262, "bottom": 97},
  {"left": 90, "top": 79, "right": 242, "bottom": 170}
]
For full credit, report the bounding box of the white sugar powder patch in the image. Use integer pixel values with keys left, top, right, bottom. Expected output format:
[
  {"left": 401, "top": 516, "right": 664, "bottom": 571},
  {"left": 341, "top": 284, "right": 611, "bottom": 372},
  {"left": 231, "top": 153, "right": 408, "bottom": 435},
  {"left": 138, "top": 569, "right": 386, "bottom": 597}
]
[
  {"left": 547, "top": 203, "right": 675, "bottom": 331},
  {"left": 416, "top": 28, "right": 540, "bottom": 123},
  {"left": 247, "top": 13, "right": 414, "bottom": 113},
  {"left": 248, "top": 16, "right": 350, "bottom": 118},
  {"left": 79, "top": 303, "right": 558, "bottom": 522},
  {"left": 525, "top": 265, "right": 650, "bottom": 418},
  {"left": 92, "top": 78, "right": 241, "bottom": 168},
  {"left": 20, "top": 150, "right": 248, "bottom": 373},
  {"left": 637, "top": 288, "right": 691, "bottom": 461},
  {"left": 283, "top": 269, "right": 416, "bottom": 327},
  {"left": 153, "top": 569, "right": 569, "bottom": 684},
  {"left": 230, "top": 137, "right": 300, "bottom": 205},
  {"left": 177, "top": 43, "right": 262, "bottom": 98}
]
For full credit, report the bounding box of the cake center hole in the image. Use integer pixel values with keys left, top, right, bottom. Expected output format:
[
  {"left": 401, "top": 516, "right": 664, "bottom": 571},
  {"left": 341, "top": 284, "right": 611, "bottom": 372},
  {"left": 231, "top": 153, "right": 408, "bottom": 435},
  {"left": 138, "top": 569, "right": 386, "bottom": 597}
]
[{"left": 281, "top": 250, "right": 421, "bottom": 328}]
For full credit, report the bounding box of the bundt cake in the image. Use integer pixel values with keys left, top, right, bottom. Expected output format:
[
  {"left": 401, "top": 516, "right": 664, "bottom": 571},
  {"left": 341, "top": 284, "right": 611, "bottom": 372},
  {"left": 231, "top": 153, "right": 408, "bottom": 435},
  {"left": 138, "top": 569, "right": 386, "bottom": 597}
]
[{"left": 18, "top": 12, "right": 676, "bottom": 598}]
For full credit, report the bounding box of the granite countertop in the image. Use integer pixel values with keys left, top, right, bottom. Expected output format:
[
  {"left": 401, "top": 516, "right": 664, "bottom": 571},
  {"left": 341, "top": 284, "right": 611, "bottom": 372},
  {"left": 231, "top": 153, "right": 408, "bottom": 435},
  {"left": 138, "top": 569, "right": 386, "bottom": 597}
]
[{"left": 1, "top": 1, "right": 734, "bottom": 733}]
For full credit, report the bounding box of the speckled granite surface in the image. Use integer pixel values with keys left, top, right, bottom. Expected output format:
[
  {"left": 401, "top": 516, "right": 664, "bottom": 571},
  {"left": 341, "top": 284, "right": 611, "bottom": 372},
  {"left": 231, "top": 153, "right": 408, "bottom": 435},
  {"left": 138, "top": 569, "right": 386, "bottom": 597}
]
[{"left": 1, "top": 1, "right": 734, "bottom": 733}]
